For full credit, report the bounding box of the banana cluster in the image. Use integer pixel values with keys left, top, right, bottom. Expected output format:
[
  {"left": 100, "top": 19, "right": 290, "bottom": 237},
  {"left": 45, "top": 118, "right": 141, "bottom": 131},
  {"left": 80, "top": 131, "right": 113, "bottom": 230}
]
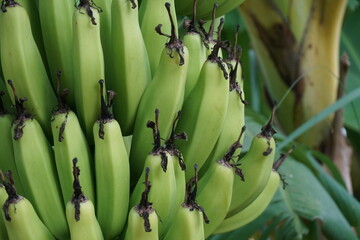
[{"left": 0, "top": 0, "right": 285, "bottom": 239}]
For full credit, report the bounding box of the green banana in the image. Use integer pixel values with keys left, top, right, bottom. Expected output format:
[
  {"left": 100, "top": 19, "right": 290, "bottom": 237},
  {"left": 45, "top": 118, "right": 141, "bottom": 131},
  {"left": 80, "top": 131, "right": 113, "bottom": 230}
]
[
  {"left": 0, "top": 182, "right": 8, "bottom": 240},
  {"left": 73, "top": 0, "right": 105, "bottom": 142},
  {"left": 0, "top": 0, "right": 57, "bottom": 136},
  {"left": 1, "top": 171, "right": 55, "bottom": 240},
  {"left": 196, "top": 127, "right": 246, "bottom": 238},
  {"left": 110, "top": 0, "right": 151, "bottom": 136},
  {"left": 50, "top": 71, "right": 95, "bottom": 206},
  {"left": 182, "top": 0, "right": 207, "bottom": 100},
  {"left": 93, "top": 80, "right": 130, "bottom": 240},
  {"left": 215, "top": 0, "right": 246, "bottom": 18},
  {"left": 162, "top": 165, "right": 209, "bottom": 240},
  {"left": 66, "top": 158, "right": 104, "bottom": 240},
  {"left": 38, "top": 0, "right": 75, "bottom": 108},
  {"left": 0, "top": 92, "right": 24, "bottom": 197},
  {"left": 8, "top": 81, "right": 69, "bottom": 240},
  {"left": 124, "top": 168, "right": 159, "bottom": 240},
  {"left": 130, "top": 109, "right": 177, "bottom": 236},
  {"left": 214, "top": 169, "right": 281, "bottom": 234},
  {"left": 174, "top": 39, "right": 229, "bottom": 180},
  {"left": 227, "top": 111, "right": 277, "bottom": 217},
  {"left": 139, "top": 0, "right": 178, "bottom": 75},
  {"left": 129, "top": 2, "right": 189, "bottom": 182}
]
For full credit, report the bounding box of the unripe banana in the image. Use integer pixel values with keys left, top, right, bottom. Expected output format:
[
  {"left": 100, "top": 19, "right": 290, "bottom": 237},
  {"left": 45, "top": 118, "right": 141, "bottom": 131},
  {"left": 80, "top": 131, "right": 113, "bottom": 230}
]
[
  {"left": 175, "top": 39, "right": 229, "bottom": 180},
  {"left": 162, "top": 165, "right": 209, "bottom": 240},
  {"left": 66, "top": 158, "right": 104, "bottom": 240},
  {"left": 73, "top": 0, "right": 105, "bottom": 142},
  {"left": 227, "top": 112, "right": 277, "bottom": 217},
  {"left": 215, "top": 169, "right": 280, "bottom": 234},
  {"left": 129, "top": 2, "right": 189, "bottom": 183},
  {"left": 110, "top": 0, "right": 151, "bottom": 136},
  {"left": 50, "top": 72, "right": 95, "bottom": 206},
  {"left": 0, "top": 1, "right": 57, "bottom": 136},
  {"left": 130, "top": 109, "right": 177, "bottom": 236},
  {"left": 0, "top": 183, "right": 8, "bottom": 240},
  {"left": 93, "top": 80, "right": 130, "bottom": 240},
  {"left": 1, "top": 171, "right": 55, "bottom": 240},
  {"left": 38, "top": 0, "right": 75, "bottom": 108},
  {"left": 139, "top": 0, "right": 178, "bottom": 75},
  {"left": 8, "top": 81, "right": 69, "bottom": 240},
  {"left": 124, "top": 168, "right": 159, "bottom": 240},
  {"left": 196, "top": 128, "right": 246, "bottom": 238}
]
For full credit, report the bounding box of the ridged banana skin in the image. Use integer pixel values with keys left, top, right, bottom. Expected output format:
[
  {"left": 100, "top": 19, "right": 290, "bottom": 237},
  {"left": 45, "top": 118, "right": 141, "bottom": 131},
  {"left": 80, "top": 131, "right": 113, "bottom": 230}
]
[
  {"left": 227, "top": 134, "right": 276, "bottom": 217},
  {"left": 0, "top": 5, "right": 56, "bottom": 136},
  {"left": 11, "top": 119, "right": 69, "bottom": 240},
  {"left": 171, "top": 155, "right": 186, "bottom": 219},
  {"left": 183, "top": 32, "right": 207, "bottom": 100},
  {"left": 0, "top": 185, "right": 8, "bottom": 240},
  {"left": 130, "top": 153, "right": 177, "bottom": 236},
  {"left": 110, "top": 0, "right": 151, "bottom": 136},
  {"left": 73, "top": 7, "right": 105, "bottom": 142},
  {"left": 129, "top": 47, "right": 188, "bottom": 182},
  {"left": 2, "top": 196, "right": 55, "bottom": 240},
  {"left": 196, "top": 160, "right": 234, "bottom": 238},
  {"left": 0, "top": 114, "right": 25, "bottom": 196},
  {"left": 93, "top": 120, "right": 130, "bottom": 240},
  {"left": 175, "top": 60, "right": 229, "bottom": 180},
  {"left": 51, "top": 110, "right": 95, "bottom": 206},
  {"left": 66, "top": 200, "right": 104, "bottom": 240},
  {"left": 124, "top": 207, "right": 159, "bottom": 240},
  {"left": 38, "top": 0, "right": 75, "bottom": 107},
  {"left": 162, "top": 205, "right": 205, "bottom": 240},
  {"left": 215, "top": 170, "right": 280, "bottom": 234},
  {"left": 139, "top": 0, "right": 178, "bottom": 75}
]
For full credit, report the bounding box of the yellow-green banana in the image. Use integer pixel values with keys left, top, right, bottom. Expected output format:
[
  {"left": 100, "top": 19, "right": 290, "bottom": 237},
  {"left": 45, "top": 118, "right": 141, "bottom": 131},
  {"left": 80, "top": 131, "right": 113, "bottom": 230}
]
[
  {"left": 66, "top": 158, "right": 104, "bottom": 240},
  {"left": 8, "top": 81, "right": 69, "bottom": 240},
  {"left": 38, "top": 0, "right": 75, "bottom": 108},
  {"left": 1, "top": 171, "right": 55, "bottom": 240},
  {"left": 110, "top": 0, "right": 151, "bottom": 136},
  {"left": 0, "top": 182, "right": 8, "bottom": 240},
  {"left": 139, "top": 0, "right": 178, "bottom": 75},
  {"left": 175, "top": 39, "right": 229, "bottom": 180},
  {"left": 162, "top": 165, "right": 209, "bottom": 240},
  {"left": 130, "top": 109, "right": 177, "bottom": 236},
  {"left": 50, "top": 71, "right": 95, "bottom": 206},
  {"left": 227, "top": 112, "right": 277, "bottom": 217},
  {"left": 73, "top": 0, "right": 105, "bottom": 142},
  {"left": 0, "top": 0, "right": 56, "bottom": 136},
  {"left": 129, "top": 2, "right": 189, "bottom": 183},
  {"left": 196, "top": 127, "right": 246, "bottom": 238},
  {"left": 215, "top": 169, "right": 281, "bottom": 234},
  {"left": 124, "top": 168, "right": 159, "bottom": 240},
  {"left": 93, "top": 80, "right": 130, "bottom": 240}
]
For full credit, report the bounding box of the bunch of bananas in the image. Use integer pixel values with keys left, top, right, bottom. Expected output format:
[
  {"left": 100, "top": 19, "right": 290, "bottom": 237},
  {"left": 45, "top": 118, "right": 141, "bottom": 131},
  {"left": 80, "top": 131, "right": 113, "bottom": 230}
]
[{"left": 0, "top": 0, "right": 287, "bottom": 239}]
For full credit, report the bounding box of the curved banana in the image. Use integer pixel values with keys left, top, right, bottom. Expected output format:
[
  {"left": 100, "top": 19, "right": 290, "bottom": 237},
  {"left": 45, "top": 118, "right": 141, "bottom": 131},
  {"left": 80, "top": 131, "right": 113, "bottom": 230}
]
[
  {"left": 162, "top": 165, "right": 209, "bottom": 240},
  {"left": 110, "top": 0, "right": 151, "bottom": 136},
  {"left": 130, "top": 109, "right": 177, "bottom": 236},
  {"left": 93, "top": 80, "right": 130, "bottom": 240},
  {"left": 66, "top": 158, "right": 104, "bottom": 240},
  {"left": 8, "top": 81, "right": 69, "bottom": 240},
  {"left": 0, "top": 183, "right": 8, "bottom": 240},
  {"left": 196, "top": 127, "right": 246, "bottom": 238},
  {"left": 139, "top": 0, "right": 178, "bottom": 75},
  {"left": 215, "top": 0, "right": 246, "bottom": 18},
  {"left": 129, "top": 2, "right": 189, "bottom": 182},
  {"left": 174, "top": 39, "right": 229, "bottom": 180},
  {"left": 0, "top": 92, "right": 25, "bottom": 196},
  {"left": 51, "top": 72, "right": 95, "bottom": 206},
  {"left": 214, "top": 169, "right": 280, "bottom": 234},
  {"left": 1, "top": 171, "right": 55, "bottom": 240},
  {"left": 227, "top": 111, "right": 277, "bottom": 217},
  {"left": 0, "top": 1, "right": 57, "bottom": 136},
  {"left": 38, "top": 0, "right": 75, "bottom": 108},
  {"left": 182, "top": 0, "right": 207, "bottom": 100},
  {"left": 124, "top": 168, "right": 159, "bottom": 240},
  {"left": 73, "top": 0, "right": 105, "bottom": 142}
]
